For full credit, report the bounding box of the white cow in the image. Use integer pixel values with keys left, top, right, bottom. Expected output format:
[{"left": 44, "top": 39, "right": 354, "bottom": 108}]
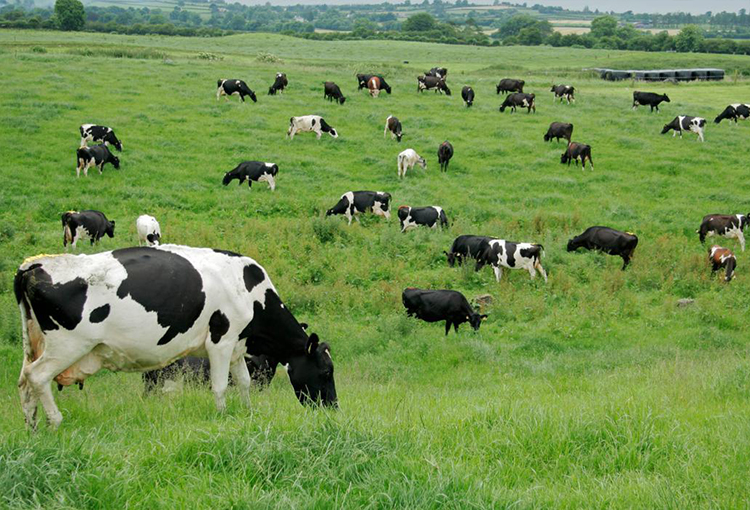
[
  {"left": 397, "top": 149, "right": 426, "bottom": 179},
  {"left": 136, "top": 215, "right": 161, "bottom": 246},
  {"left": 287, "top": 115, "right": 338, "bottom": 140}
]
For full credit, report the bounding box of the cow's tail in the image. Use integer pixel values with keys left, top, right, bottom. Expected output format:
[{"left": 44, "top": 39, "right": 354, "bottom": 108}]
[
  {"left": 534, "top": 244, "right": 545, "bottom": 259},
  {"left": 14, "top": 266, "right": 42, "bottom": 367}
]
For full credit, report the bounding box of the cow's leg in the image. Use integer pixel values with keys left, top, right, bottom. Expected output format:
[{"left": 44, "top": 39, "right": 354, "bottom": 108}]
[
  {"left": 527, "top": 266, "right": 537, "bottom": 279},
  {"left": 76, "top": 158, "right": 82, "bottom": 178},
  {"left": 737, "top": 231, "right": 746, "bottom": 252},
  {"left": 205, "top": 338, "right": 234, "bottom": 412},
  {"left": 494, "top": 265, "right": 503, "bottom": 282},
  {"left": 621, "top": 255, "right": 630, "bottom": 270},
  {"left": 345, "top": 208, "right": 353, "bottom": 226},
  {"left": 266, "top": 175, "right": 276, "bottom": 191},
  {"left": 316, "top": 130, "right": 322, "bottom": 140},
  {"left": 535, "top": 261, "right": 548, "bottom": 283},
  {"left": 229, "top": 357, "right": 252, "bottom": 407},
  {"left": 444, "top": 321, "right": 452, "bottom": 336}
]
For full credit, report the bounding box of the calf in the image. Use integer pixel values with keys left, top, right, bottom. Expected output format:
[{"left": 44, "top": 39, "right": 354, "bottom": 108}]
[
  {"left": 398, "top": 206, "right": 448, "bottom": 232},
  {"left": 326, "top": 191, "right": 392, "bottom": 225},
  {"left": 567, "top": 226, "right": 638, "bottom": 269},
  {"left": 632, "top": 91, "right": 669, "bottom": 112},
  {"left": 268, "top": 72, "right": 288, "bottom": 95},
  {"left": 397, "top": 149, "right": 426, "bottom": 178},
  {"left": 709, "top": 246, "right": 737, "bottom": 282},
  {"left": 324, "top": 82, "right": 346, "bottom": 105},
  {"left": 461, "top": 86, "right": 474, "bottom": 107},
  {"left": 216, "top": 79, "right": 257, "bottom": 103},
  {"left": 496, "top": 78, "right": 524, "bottom": 95},
  {"left": 560, "top": 142, "right": 593, "bottom": 170},
  {"left": 499, "top": 93, "right": 536, "bottom": 113},
  {"left": 288, "top": 115, "right": 338, "bottom": 140},
  {"left": 418, "top": 76, "right": 451, "bottom": 95},
  {"left": 76, "top": 144, "right": 120, "bottom": 177},
  {"left": 697, "top": 214, "right": 749, "bottom": 251},
  {"left": 222, "top": 161, "right": 278, "bottom": 191},
  {"left": 79, "top": 124, "right": 122, "bottom": 151},
  {"left": 544, "top": 122, "right": 573, "bottom": 143},
  {"left": 426, "top": 67, "right": 448, "bottom": 79},
  {"left": 714, "top": 104, "right": 750, "bottom": 124},
  {"left": 367, "top": 76, "right": 382, "bottom": 98},
  {"left": 384, "top": 115, "right": 403, "bottom": 142},
  {"left": 437, "top": 141, "right": 453, "bottom": 172},
  {"left": 136, "top": 214, "right": 161, "bottom": 246},
  {"left": 551, "top": 84, "right": 575, "bottom": 104},
  {"left": 62, "top": 210, "right": 115, "bottom": 248},
  {"left": 444, "top": 235, "right": 493, "bottom": 268},
  {"left": 402, "top": 288, "right": 487, "bottom": 336},
  {"left": 661, "top": 116, "right": 706, "bottom": 142},
  {"left": 478, "top": 239, "right": 547, "bottom": 282}
]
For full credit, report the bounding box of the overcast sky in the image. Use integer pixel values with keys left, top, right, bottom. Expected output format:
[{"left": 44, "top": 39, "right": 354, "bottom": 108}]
[{"left": 531, "top": 0, "right": 747, "bottom": 14}]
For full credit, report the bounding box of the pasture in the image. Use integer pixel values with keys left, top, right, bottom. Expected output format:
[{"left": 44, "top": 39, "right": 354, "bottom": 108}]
[{"left": 2, "top": 30, "right": 750, "bottom": 508}]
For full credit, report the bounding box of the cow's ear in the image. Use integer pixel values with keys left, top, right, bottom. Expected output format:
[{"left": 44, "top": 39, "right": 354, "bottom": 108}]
[
  {"left": 300, "top": 322, "right": 308, "bottom": 330},
  {"left": 306, "top": 333, "right": 320, "bottom": 355}
]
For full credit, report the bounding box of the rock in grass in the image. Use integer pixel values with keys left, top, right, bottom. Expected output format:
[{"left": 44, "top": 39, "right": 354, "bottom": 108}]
[{"left": 677, "top": 298, "right": 695, "bottom": 307}]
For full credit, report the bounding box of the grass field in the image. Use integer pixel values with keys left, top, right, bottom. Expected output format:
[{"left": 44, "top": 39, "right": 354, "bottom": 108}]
[{"left": 2, "top": 30, "right": 750, "bottom": 508}]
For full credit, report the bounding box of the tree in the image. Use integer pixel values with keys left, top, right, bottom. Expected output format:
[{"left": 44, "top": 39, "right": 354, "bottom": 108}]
[
  {"left": 675, "top": 25, "right": 704, "bottom": 52},
  {"left": 518, "top": 25, "right": 543, "bottom": 45},
  {"left": 590, "top": 15, "right": 616, "bottom": 38},
  {"left": 54, "top": 0, "right": 85, "bottom": 31},
  {"left": 402, "top": 12, "right": 437, "bottom": 31}
]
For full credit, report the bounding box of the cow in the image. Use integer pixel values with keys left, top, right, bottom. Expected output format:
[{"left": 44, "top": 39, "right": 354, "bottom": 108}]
[
  {"left": 326, "top": 191, "right": 392, "bottom": 225},
  {"left": 367, "top": 76, "right": 382, "bottom": 98},
  {"left": 75, "top": 144, "right": 120, "bottom": 178},
  {"left": 324, "top": 82, "right": 346, "bottom": 105},
  {"left": 709, "top": 246, "right": 737, "bottom": 282},
  {"left": 288, "top": 115, "right": 338, "bottom": 140},
  {"left": 222, "top": 161, "right": 278, "bottom": 191},
  {"left": 567, "top": 226, "right": 638, "bottom": 270},
  {"left": 397, "top": 149, "right": 426, "bottom": 179},
  {"left": 697, "top": 214, "right": 749, "bottom": 252},
  {"left": 560, "top": 142, "right": 593, "bottom": 170},
  {"left": 499, "top": 93, "right": 536, "bottom": 113},
  {"left": 426, "top": 67, "right": 448, "bottom": 79},
  {"left": 632, "top": 91, "right": 669, "bottom": 112},
  {"left": 544, "top": 122, "right": 573, "bottom": 143},
  {"left": 356, "top": 74, "right": 391, "bottom": 94},
  {"left": 661, "top": 116, "right": 706, "bottom": 142},
  {"left": 418, "top": 76, "right": 451, "bottom": 95},
  {"left": 461, "top": 86, "right": 474, "bottom": 107},
  {"left": 136, "top": 215, "right": 161, "bottom": 247},
  {"left": 384, "top": 115, "right": 403, "bottom": 142},
  {"left": 402, "top": 288, "right": 487, "bottom": 336},
  {"left": 551, "top": 84, "right": 575, "bottom": 104},
  {"left": 444, "top": 235, "right": 493, "bottom": 268},
  {"left": 397, "top": 206, "right": 448, "bottom": 232},
  {"left": 496, "top": 79, "right": 524, "bottom": 95},
  {"left": 79, "top": 124, "right": 122, "bottom": 151},
  {"left": 714, "top": 104, "right": 750, "bottom": 124},
  {"left": 438, "top": 141, "right": 453, "bottom": 173},
  {"left": 268, "top": 72, "right": 288, "bottom": 95},
  {"left": 14, "top": 245, "right": 338, "bottom": 430},
  {"left": 477, "top": 240, "right": 547, "bottom": 282},
  {"left": 61, "top": 210, "right": 115, "bottom": 248},
  {"left": 216, "top": 79, "right": 257, "bottom": 103}
]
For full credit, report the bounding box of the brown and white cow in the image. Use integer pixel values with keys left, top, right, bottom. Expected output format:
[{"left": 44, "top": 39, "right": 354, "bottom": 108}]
[
  {"left": 384, "top": 115, "right": 403, "bottom": 142},
  {"left": 709, "top": 245, "right": 736, "bottom": 282},
  {"left": 367, "top": 76, "right": 382, "bottom": 98}
]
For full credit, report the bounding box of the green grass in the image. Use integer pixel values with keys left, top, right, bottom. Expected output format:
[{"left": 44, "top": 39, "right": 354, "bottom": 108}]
[{"left": 1, "top": 30, "right": 750, "bottom": 508}]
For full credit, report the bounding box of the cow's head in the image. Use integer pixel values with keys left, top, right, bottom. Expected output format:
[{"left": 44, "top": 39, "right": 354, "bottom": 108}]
[
  {"left": 566, "top": 238, "right": 579, "bottom": 252},
  {"left": 248, "top": 90, "right": 258, "bottom": 103},
  {"left": 550, "top": 85, "right": 557, "bottom": 92},
  {"left": 418, "top": 157, "right": 427, "bottom": 169},
  {"left": 397, "top": 206, "right": 411, "bottom": 222},
  {"left": 741, "top": 215, "right": 749, "bottom": 230},
  {"left": 287, "top": 334, "right": 337, "bottom": 407},
  {"left": 106, "top": 220, "right": 116, "bottom": 238},
  {"left": 441, "top": 82, "right": 452, "bottom": 96},
  {"left": 106, "top": 132, "right": 123, "bottom": 151},
  {"left": 660, "top": 124, "right": 671, "bottom": 135},
  {"left": 467, "top": 311, "right": 488, "bottom": 331},
  {"left": 338, "top": 96, "right": 346, "bottom": 105},
  {"left": 383, "top": 83, "right": 392, "bottom": 94},
  {"left": 110, "top": 155, "right": 120, "bottom": 169},
  {"left": 662, "top": 94, "right": 671, "bottom": 103},
  {"left": 444, "top": 251, "right": 458, "bottom": 267},
  {"left": 560, "top": 150, "right": 571, "bottom": 164},
  {"left": 222, "top": 171, "right": 235, "bottom": 186}
]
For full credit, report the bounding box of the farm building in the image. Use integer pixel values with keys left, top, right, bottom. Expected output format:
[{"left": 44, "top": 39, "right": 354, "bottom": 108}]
[{"left": 593, "top": 68, "right": 725, "bottom": 81}]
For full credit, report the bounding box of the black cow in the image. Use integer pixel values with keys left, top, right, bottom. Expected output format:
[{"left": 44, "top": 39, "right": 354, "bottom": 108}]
[
  {"left": 398, "top": 206, "right": 448, "bottom": 232},
  {"left": 544, "top": 122, "right": 573, "bottom": 143},
  {"left": 697, "top": 214, "right": 748, "bottom": 251},
  {"left": 444, "top": 235, "right": 493, "bottom": 268},
  {"left": 384, "top": 115, "right": 403, "bottom": 142},
  {"left": 326, "top": 191, "right": 392, "bottom": 225},
  {"left": 62, "top": 210, "right": 115, "bottom": 248},
  {"left": 418, "top": 76, "right": 451, "bottom": 95},
  {"left": 714, "top": 104, "right": 750, "bottom": 124},
  {"left": 426, "top": 67, "right": 448, "bottom": 79},
  {"left": 632, "top": 91, "right": 669, "bottom": 112},
  {"left": 709, "top": 246, "right": 737, "bottom": 282},
  {"left": 217, "top": 79, "right": 257, "bottom": 103},
  {"left": 461, "top": 86, "right": 474, "bottom": 107},
  {"left": 79, "top": 124, "right": 122, "bottom": 151},
  {"left": 438, "top": 141, "right": 453, "bottom": 172},
  {"left": 496, "top": 79, "right": 525, "bottom": 95},
  {"left": 402, "top": 288, "right": 487, "bottom": 335},
  {"left": 268, "top": 72, "right": 288, "bottom": 95},
  {"left": 560, "top": 142, "right": 593, "bottom": 170},
  {"left": 567, "top": 226, "right": 638, "bottom": 269},
  {"left": 499, "top": 93, "right": 536, "bottom": 113},
  {"left": 661, "top": 116, "right": 706, "bottom": 142},
  {"left": 551, "top": 84, "right": 575, "bottom": 104},
  {"left": 76, "top": 144, "right": 120, "bottom": 178},
  {"left": 222, "top": 161, "right": 278, "bottom": 191},
  {"left": 324, "top": 81, "right": 346, "bottom": 105}
]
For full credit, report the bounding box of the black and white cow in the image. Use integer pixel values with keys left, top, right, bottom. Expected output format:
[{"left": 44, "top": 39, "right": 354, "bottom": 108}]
[
  {"left": 288, "top": 115, "right": 338, "bottom": 140},
  {"left": 551, "top": 84, "right": 575, "bottom": 104},
  {"left": 418, "top": 76, "right": 451, "bottom": 95},
  {"left": 567, "top": 226, "right": 638, "bottom": 270},
  {"left": 222, "top": 161, "right": 278, "bottom": 191},
  {"left": 356, "top": 74, "right": 391, "bottom": 94},
  {"left": 661, "top": 116, "right": 706, "bottom": 142},
  {"left": 560, "top": 142, "right": 593, "bottom": 170},
  {"left": 496, "top": 79, "right": 524, "bottom": 95},
  {"left": 426, "top": 67, "right": 448, "bottom": 79},
  {"left": 14, "top": 245, "right": 338, "bottom": 429},
  {"left": 499, "top": 93, "right": 536, "bottom": 113},
  {"left": 75, "top": 144, "right": 120, "bottom": 178},
  {"left": 384, "top": 115, "right": 403, "bottom": 142},
  {"left": 326, "top": 191, "right": 392, "bottom": 225},
  {"left": 461, "top": 86, "right": 474, "bottom": 107},
  {"left": 397, "top": 206, "right": 448, "bottom": 232},
  {"left": 709, "top": 246, "right": 737, "bottom": 282},
  {"left": 544, "top": 122, "right": 573, "bottom": 143},
  {"left": 79, "top": 124, "right": 122, "bottom": 151},
  {"left": 268, "top": 72, "right": 288, "bottom": 95},
  {"left": 444, "top": 235, "right": 493, "bottom": 268},
  {"left": 438, "top": 141, "right": 453, "bottom": 172},
  {"left": 61, "top": 210, "right": 115, "bottom": 248},
  {"left": 136, "top": 214, "right": 161, "bottom": 246},
  {"left": 697, "top": 214, "right": 749, "bottom": 251},
  {"left": 397, "top": 149, "right": 426, "bottom": 178},
  {"left": 714, "top": 104, "right": 750, "bottom": 124},
  {"left": 216, "top": 79, "right": 257, "bottom": 103},
  {"left": 632, "top": 91, "right": 669, "bottom": 112},
  {"left": 477, "top": 240, "right": 547, "bottom": 282},
  {"left": 324, "top": 82, "right": 346, "bottom": 105},
  {"left": 402, "top": 288, "right": 487, "bottom": 335}
]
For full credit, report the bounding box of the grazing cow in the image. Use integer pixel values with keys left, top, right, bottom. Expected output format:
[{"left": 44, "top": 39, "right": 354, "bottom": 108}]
[
  {"left": 222, "top": 161, "right": 279, "bottom": 191},
  {"left": 418, "top": 76, "right": 451, "bottom": 95},
  {"left": 402, "top": 288, "right": 487, "bottom": 335},
  {"left": 499, "top": 93, "right": 536, "bottom": 113},
  {"left": 661, "top": 116, "right": 706, "bottom": 142},
  {"left": 461, "top": 86, "right": 474, "bottom": 107},
  {"left": 384, "top": 115, "right": 403, "bottom": 142},
  {"left": 357, "top": 74, "right": 391, "bottom": 94},
  {"left": 697, "top": 214, "right": 749, "bottom": 251},
  {"left": 544, "top": 122, "right": 573, "bottom": 143},
  {"left": 75, "top": 144, "right": 120, "bottom": 178},
  {"left": 444, "top": 235, "right": 493, "bottom": 268},
  {"left": 551, "top": 84, "right": 575, "bottom": 104},
  {"left": 709, "top": 246, "right": 737, "bottom": 282},
  {"left": 136, "top": 215, "right": 161, "bottom": 246},
  {"left": 367, "top": 76, "right": 382, "bottom": 98},
  {"left": 61, "top": 210, "right": 115, "bottom": 248},
  {"left": 324, "top": 82, "right": 346, "bottom": 105},
  {"left": 15, "top": 245, "right": 338, "bottom": 429},
  {"left": 79, "top": 124, "right": 122, "bottom": 151},
  {"left": 326, "top": 191, "right": 392, "bottom": 225},
  {"left": 560, "top": 142, "right": 593, "bottom": 170},
  {"left": 216, "top": 79, "right": 257, "bottom": 103},
  {"left": 714, "top": 104, "right": 750, "bottom": 124},
  {"left": 268, "top": 72, "right": 288, "bottom": 95},
  {"left": 496, "top": 79, "right": 525, "bottom": 95},
  {"left": 426, "top": 67, "right": 448, "bottom": 79},
  {"left": 288, "top": 115, "right": 338, "bottom": 140},
  {"left": 397, "top": 148, "right": 426, "bottom": 178},
  {"left": 567, "top": 226, "right": 638, "bottom": 269},
  {"left": 437, "top": 141, "right": 453, "bottom": 172},
  {"left": 632, "top": 91, "right": 669, "bottom": 112},
  {"left": 477, "top": 240, "right": 547, "bottom": 282},
  {"left": 397, "top": 206, "right": 448, "bottom": 232}
]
